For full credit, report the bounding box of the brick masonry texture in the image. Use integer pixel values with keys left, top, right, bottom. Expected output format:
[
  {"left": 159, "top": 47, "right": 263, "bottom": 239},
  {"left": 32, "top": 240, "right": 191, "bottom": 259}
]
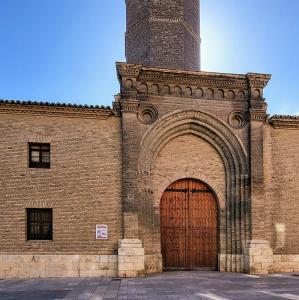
[
  {"left": 0, "top": 62, "right": 298, "bottom": 278},
  {"left": 0, "top": 113, "right": 122, "bottom": 255},
  {"left": 1, "top": 0, "right": 299, "bottom": 278},
  {"left": 264, "top": 127, "right": 299, "bottom": 254},
  {"left": 116, "top": 63, "right": 299, "bottom": 275},
  {"left": 150, "top": 134, "right": 225, "bottom": 254},
  {"left": 125, "top": 0, "right": 200, "bottom": 70}
]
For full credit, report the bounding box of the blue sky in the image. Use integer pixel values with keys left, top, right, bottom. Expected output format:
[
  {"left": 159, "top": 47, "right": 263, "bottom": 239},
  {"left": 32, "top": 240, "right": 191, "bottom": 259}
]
[{"left": 0, "top": 0, "right": 298, "bottom": 115}]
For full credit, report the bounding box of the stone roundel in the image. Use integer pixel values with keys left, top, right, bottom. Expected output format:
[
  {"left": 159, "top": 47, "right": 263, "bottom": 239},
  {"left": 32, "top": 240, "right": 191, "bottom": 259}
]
[
  {"left": 229, "top": 111, "right": 246, "bottom": 129},
  {"left": 138, "top": 104, "right": 158, "bottom": 125}
]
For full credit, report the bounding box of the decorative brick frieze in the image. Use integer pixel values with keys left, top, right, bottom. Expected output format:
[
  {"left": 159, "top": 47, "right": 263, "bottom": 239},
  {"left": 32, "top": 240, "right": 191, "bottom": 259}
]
[
  {"left": 116, "top": 63, "right": 142, "bottom": 78},
  {"left": 269, "top": 115, "right": 299, "bottom": 129},
  {"left": 249, "top": 109, "right": 268, "bottom": 123},
  {"left": 247, "top": 73, "right": 272, "bottom": 89},
  {"left": 0, "top": 99, "right": 115, "bottom": 119},
  {"left": 116, "top": 63, "right": 271, "bottom": 103},
  {"left": 120, "top": 100, "right": 139, "bottom": 113}
]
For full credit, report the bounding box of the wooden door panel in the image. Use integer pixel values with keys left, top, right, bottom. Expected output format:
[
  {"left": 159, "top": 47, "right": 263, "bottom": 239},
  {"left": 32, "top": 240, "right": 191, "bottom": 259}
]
[
  {"left": 161, "top": 178, "right": 218, "bottom": 271},
  {"left": 160, "top": 179, "right": 188, "bottom": 270}
]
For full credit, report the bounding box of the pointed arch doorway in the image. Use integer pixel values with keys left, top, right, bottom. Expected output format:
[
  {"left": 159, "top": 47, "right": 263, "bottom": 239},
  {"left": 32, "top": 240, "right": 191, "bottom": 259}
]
[{"left": 160, "top": 178, "right": 218, "bottom": 271}]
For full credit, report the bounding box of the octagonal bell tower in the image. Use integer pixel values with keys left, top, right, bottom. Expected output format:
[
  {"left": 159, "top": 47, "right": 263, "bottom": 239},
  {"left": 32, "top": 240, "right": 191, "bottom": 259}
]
[{"left": 125, "top": 0, "right": 201, "bottom": 71}]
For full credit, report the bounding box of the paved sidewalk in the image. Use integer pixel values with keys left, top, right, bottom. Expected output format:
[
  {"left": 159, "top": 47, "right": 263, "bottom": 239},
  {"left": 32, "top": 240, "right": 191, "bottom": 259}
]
[{"left": 0, "top": 272, "right": 299, "bottom": 300}]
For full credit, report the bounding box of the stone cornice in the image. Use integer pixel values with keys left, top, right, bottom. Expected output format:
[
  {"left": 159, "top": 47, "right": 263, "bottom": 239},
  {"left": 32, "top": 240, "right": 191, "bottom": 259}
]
[
  {"left": 120, "top": 100, "right": 139, "bottom": 113},
  {"left": 249, "top": 109, "right": 268, "bottom": 122},
  {"left": 116, "top": 62, "right": 271, "bottom": 90},
  {"left": 269, "top": 115, "right": 299, "bottom": 129},
  {"left": 0, "top": 99, "right": 115, "bottom": 119}
]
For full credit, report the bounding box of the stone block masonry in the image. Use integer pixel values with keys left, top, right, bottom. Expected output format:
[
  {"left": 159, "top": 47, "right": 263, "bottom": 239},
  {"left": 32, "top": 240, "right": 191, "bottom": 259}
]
[
  {"left": 244, "top": 240, "right": 274, "bottom": 275},
  {"left": 0, "top": 255, "right": 118, "bottom": 278},
  {"left": 118, "top": 239, "right": 145, "bottom": 278}
]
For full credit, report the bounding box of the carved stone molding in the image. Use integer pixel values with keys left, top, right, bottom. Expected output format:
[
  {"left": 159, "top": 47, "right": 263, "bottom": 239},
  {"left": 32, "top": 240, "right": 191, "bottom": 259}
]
[
  {"left": 229, "top": 112, "right": 247, "bottom": 129},
  {"left": 0, "top": 100, "right": 114, "bottom": 119},
  {"left": 117, "top": 63, "right": 142, "bottom": 78},
  {"left": 136, "top": 109, "right": 250, "bottom": 272},
  {"left": 250, "top": 109, "right": 268, "bottom": 122},
  {"left": 116, "top": 63, "right": 271, "bottom": 103},
  {"left": 247, "top": 73, "right": 272, "bottom": 89},
  {"left": 269, "top": 115, "right": 299, "bottom": 129},
  {"left": 121, "top": 100, "right": 140, "bottom": 113},
  {"left": 138, "top": 103, "right": 158, "bottom": 125}
]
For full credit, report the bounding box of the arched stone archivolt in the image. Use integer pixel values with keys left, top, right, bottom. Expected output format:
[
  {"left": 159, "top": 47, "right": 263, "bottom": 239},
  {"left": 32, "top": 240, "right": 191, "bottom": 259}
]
[
  {"left": 152, "top": 170, "right": 224, "bottom": 211},
  {"left": 138, "top": 110, "right": 248, "bottom": 173},
  {"left": 137, "top": 110, "right": 250, "bottom": 272}
]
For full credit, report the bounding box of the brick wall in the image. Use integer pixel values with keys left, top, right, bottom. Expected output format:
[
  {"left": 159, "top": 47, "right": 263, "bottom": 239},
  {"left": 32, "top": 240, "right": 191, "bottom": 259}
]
[
  {"left": 125, "top": 0, "right": 200, "bottom": 70},
  {"left": 117, "top": 64, "right": 271, "bottom": 273},
  {"left": 149, "top": 134, "right": 225, "bottom": 253},
  {"left": 264, "top": 126, "right": 299, "bottom": 255},
  {"left": 0, "top": 113, "right": 123, "bottom": 255}
]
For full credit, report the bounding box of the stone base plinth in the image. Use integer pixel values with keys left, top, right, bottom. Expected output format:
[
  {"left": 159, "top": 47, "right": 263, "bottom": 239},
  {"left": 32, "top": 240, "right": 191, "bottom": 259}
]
[
  {"left": 145, "top": 254, "right": 163, "bottom": 274},
  {"left": 219, "top": 254, "right": 244, "bottom": 272},
  {"left": 273, "top": 255, "right": 299, "bottom": 273},
  {"left": 118, "top": 239, "right": 145, "bottom": 278},
  {"left": 244, "top": 240, "right": 273, "bottom": 275},
  {"left": 0, "top": 254, "right": 118, "bottom": 278}
]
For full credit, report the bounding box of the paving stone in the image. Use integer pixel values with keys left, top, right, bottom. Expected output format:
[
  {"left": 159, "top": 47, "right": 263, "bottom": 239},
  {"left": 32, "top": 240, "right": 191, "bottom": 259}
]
[{"left": 0, "top": 272, "right": 299, "bottom": 299}]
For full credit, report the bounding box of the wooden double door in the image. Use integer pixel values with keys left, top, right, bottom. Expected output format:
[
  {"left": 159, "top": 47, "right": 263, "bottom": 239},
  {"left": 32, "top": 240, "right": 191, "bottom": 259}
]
[{"left": 160, "top": 178, "right": 218, "bottom": 270}]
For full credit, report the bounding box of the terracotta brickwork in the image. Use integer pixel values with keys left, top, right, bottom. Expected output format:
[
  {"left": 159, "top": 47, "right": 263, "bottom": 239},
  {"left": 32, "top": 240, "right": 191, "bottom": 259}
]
[
  {"left": 0, "top": 63, "right": 298, "bottom": 278},
  {"left": 264, "top": 124, "right": 299, "bottom": 255},
  {"left": 0, "top": 106, "right": 122, "bottom": 256},
  {"left": 150, "top": 134, "right": 225, "bottom": 253},
  {"left": 125, "top": 0, "right": 200, "bottom": 70},
  {"left": 116, "top": 63, "right": 272, "bottom": 273},
  {"left": 1, "top": 0, "right": 299, "bottom": 279}
]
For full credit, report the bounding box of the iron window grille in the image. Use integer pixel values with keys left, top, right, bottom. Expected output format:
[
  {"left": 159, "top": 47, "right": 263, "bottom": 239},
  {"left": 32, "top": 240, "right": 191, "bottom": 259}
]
[
  {"left": 27, "top": 208, "right": 53, "bottom": 240},
  {"left": 29, "top": 143, "right": 50, "bottom": 168}
]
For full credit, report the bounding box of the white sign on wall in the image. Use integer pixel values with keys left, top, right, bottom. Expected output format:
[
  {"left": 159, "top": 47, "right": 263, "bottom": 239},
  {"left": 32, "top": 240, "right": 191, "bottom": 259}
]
[{"left": 96, "top": 224, "right": 108, "bottom": 240}]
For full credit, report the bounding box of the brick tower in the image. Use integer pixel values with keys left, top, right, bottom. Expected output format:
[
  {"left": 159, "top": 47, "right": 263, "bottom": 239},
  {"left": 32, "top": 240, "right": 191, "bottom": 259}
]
[{"left": 125, "top": 0, "right": 201, "bottom": 71}]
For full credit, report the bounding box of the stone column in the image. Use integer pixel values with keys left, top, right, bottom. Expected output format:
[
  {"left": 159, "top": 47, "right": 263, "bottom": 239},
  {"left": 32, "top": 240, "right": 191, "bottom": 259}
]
[
  {"left": 115, "top": 65, "right": 146, "bottom": 277},
  {"left": 244, "top": 240, "right": 273, "bottom": 274}
]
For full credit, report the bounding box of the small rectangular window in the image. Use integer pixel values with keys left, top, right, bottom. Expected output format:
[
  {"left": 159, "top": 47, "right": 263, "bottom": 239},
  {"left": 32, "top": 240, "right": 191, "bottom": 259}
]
[
  {"left": 27, "top": 208, "right": 53, "bottom": 240},
  {"left": 29, "top": 143, "right": 50, "bottom": 168}
]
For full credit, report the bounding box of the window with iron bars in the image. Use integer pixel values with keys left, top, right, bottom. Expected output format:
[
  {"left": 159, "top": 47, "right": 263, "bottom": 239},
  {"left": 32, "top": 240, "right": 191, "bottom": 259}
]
[
  {"left": 29, "top": 143, "right": 50, "bottom": 168},
  {"left": 27, "top": 208, "right": 53, "bottom": 240}
]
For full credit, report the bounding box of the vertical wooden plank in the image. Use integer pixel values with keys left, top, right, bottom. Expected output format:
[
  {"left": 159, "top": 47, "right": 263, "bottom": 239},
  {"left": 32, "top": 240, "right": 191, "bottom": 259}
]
[{"left": 161, "top": 179, "right": 218, "bottom": 271}]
